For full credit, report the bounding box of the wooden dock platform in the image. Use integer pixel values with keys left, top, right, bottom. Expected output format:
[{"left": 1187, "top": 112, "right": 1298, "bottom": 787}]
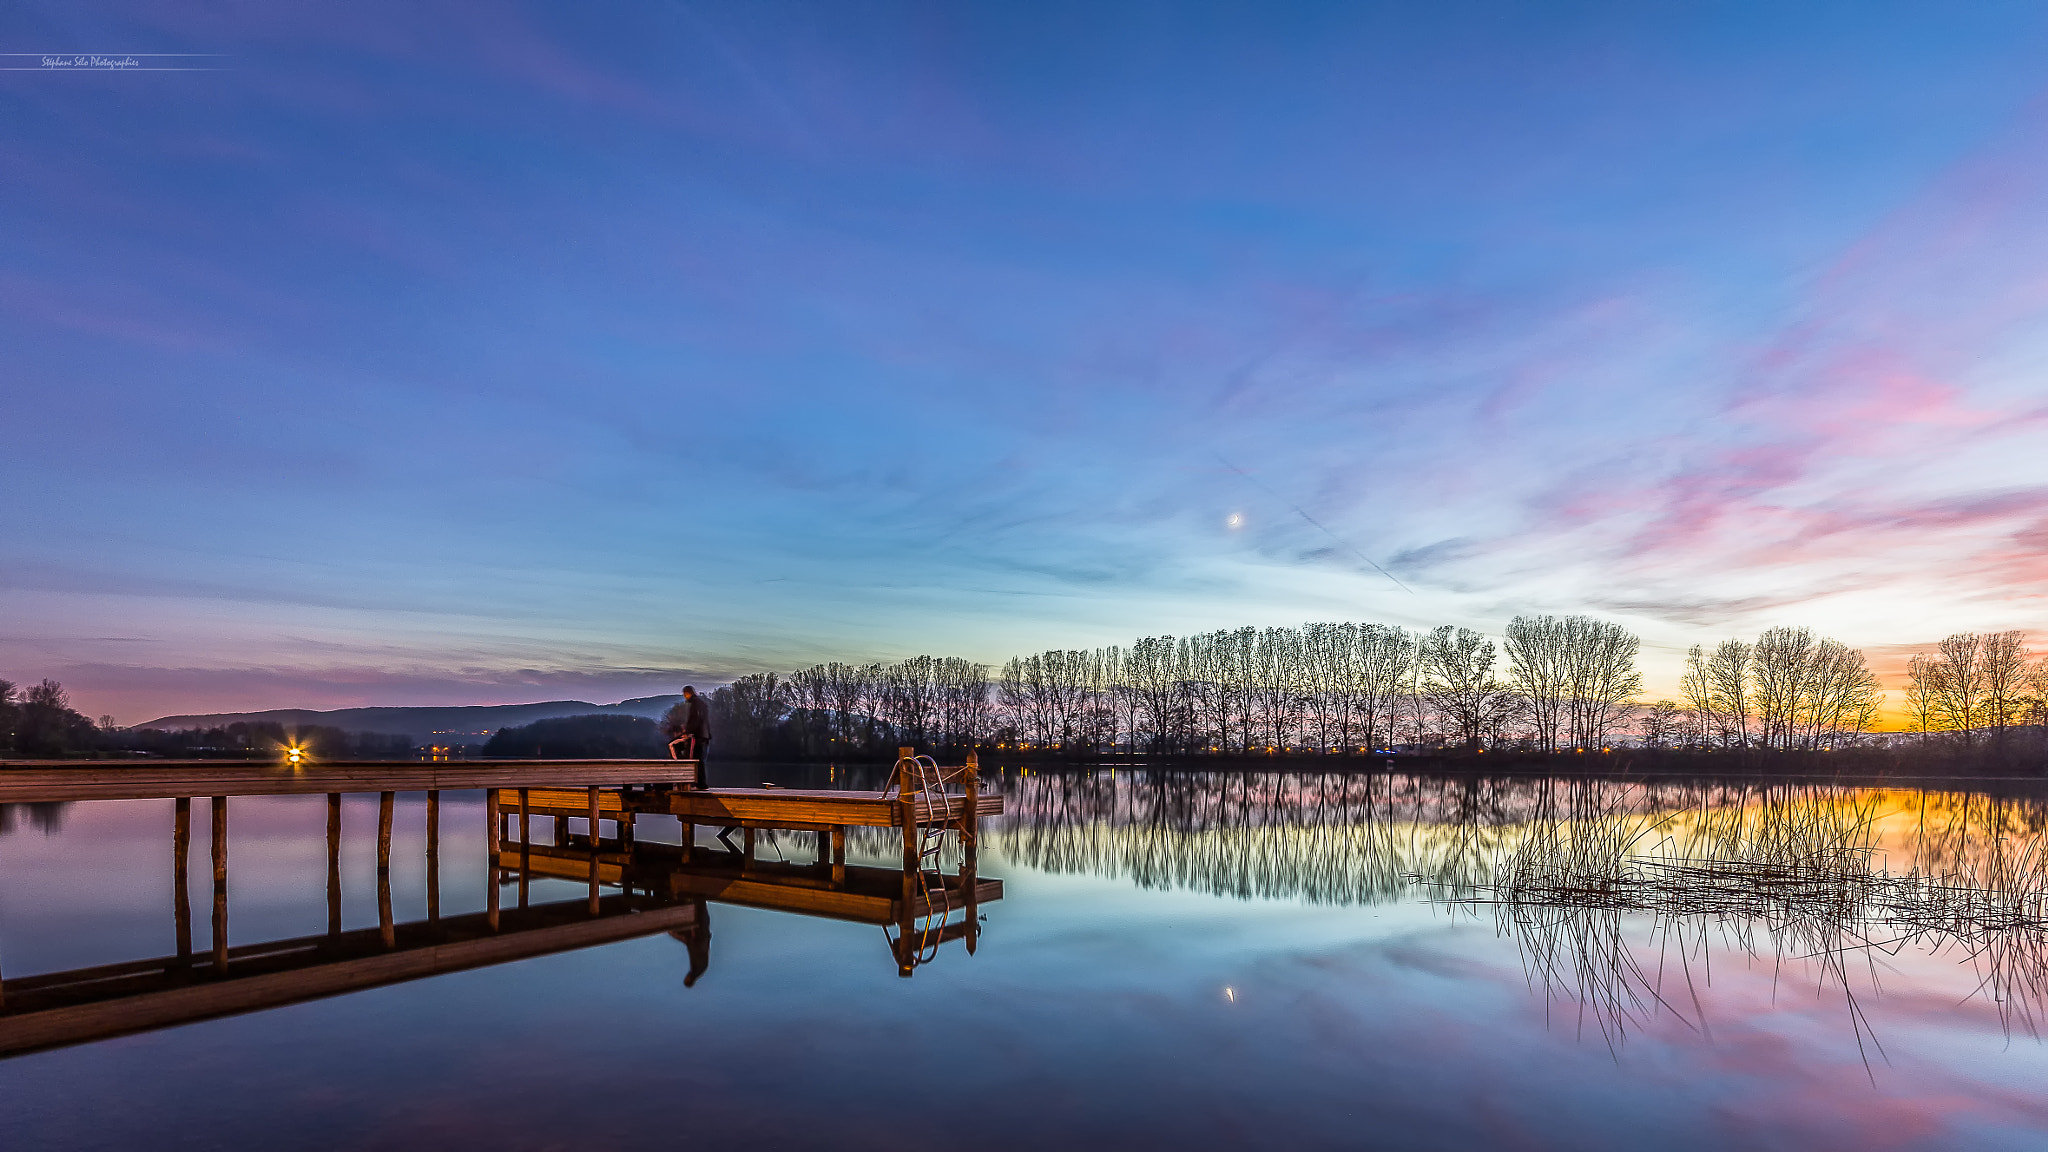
[
  {"left": 0, "top": 749, "right": 1003, "bottom": 1056},
  {"left": 1, "top": 829, "right": 1003, "bottom": 1059},
  {"left": 489, "top": 749, "right": 1001, "bottom": 883},
  {"left": 0, "top": 759, "right": 699, "bottom": 804}
]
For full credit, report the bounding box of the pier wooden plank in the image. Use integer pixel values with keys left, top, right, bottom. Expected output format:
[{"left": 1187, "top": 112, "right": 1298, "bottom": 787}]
[
  {"left": 658, "top": 788, "right": 1001, "bottom": 828},
  {"left": 0, "top": 760, "right": 699, "bottom": 804}
]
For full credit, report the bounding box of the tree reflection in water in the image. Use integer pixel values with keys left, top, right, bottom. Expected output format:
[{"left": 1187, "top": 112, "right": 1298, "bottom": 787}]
[{"left": 918, "top": 768, "right": 2048, "bottom": 1059}]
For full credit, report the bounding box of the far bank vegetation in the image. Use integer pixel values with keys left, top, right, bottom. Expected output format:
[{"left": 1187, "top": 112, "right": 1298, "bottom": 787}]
[{"left": 699, "top": 620, "right": 2048, "bottom": 771}]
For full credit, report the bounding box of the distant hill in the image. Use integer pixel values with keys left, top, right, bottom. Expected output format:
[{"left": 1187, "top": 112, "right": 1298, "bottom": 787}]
[
  {"left": 481, "top": 715, "right": 666, "bottom": 759},
  {"left": 140, "top": 695, "right": 685, "bottom": 746}
]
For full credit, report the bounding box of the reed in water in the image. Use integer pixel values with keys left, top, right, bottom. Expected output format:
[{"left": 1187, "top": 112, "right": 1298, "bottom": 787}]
[{"left": 1423, "top": 784, "right": 2048, "bottom": 1058}]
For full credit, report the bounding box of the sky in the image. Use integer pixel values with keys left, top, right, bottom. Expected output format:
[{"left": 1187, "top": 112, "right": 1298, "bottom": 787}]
[{"left": 6, "top": 2, "right": 2048, "bottom": 723}]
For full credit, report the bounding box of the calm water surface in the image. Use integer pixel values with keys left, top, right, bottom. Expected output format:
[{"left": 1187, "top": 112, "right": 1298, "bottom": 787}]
[{"left": 5, "top": 766, "right": 2048, "bottom": 1151}]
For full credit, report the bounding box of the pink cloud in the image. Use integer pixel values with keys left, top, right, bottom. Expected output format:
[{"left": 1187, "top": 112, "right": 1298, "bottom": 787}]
[{"left": 1476, "top": 103, "right": 2048, "bottom": 634}]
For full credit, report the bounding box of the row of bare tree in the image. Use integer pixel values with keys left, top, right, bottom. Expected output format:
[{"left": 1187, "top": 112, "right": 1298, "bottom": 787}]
[
  {"left": 1672, "top": 627, "right": 1885, "bottom": 751},
  {"left": 707, "top": 656, "right": 993, "bottom": 759},
  {"left": 707, "top": 622, "right": 2048, "bottom": 761},
  {"left": 1904, "top": 631, "right": 2048, "bottom": 747},
  {"left": 707, "top": 615, "right": 1661, "bottom": 758}
]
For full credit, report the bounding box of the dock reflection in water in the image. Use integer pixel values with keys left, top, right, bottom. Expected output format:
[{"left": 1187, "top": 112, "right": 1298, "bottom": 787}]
[{"left": 1, "top": 796, "right": 997, "bottom": 1059}]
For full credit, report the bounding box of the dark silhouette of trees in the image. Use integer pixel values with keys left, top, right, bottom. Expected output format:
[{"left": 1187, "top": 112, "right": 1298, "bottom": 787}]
[
  {"left": 1683, "top": 640, "right": 1755, "bottom": 749},
  {"left": 481, "top": 714, "right": 663, "bottom": 759},
  {"left": 1505, "top": 616, "right": 1642, "bottom": 751},
  {"left": 1420, "top": 626, "right": 1515, "bottom": 752},
  {"left": 122, "top": 721, "right": 413, "bottom": 759},
  {"left": 13, "top": 680, "right": 98, "bottom": 757},
  {"left": 0, "top": 680, "right": 17, "bottom": 753},
  {"left": 1907, "top": 631, "right": 2041, "bottom": 754}
]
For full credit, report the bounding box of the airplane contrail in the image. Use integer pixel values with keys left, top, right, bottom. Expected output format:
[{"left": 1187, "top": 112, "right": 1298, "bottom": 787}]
[{"left": 1216, "top": 453, "right": 1415, "bottom": 595}]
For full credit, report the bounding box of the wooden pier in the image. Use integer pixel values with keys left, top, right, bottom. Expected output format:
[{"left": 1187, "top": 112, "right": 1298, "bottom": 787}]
[
  {"left": 495, "top": 749, "right": 999, "bottom": 881},
  {"left": 0, "top": 758, "right": 699, "bottom": 803},
  {"left": 0, "top": 750, "right": 1002, "bottom": 1057}
]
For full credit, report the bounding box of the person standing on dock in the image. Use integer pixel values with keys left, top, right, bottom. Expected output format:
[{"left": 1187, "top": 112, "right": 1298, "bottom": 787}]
[{"left": 665, "top": 686, "right": 710, "bottom": 780}]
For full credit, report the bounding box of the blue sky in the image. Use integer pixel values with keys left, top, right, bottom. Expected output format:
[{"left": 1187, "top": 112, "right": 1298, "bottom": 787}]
[{"left": 6, "top": 2, "right": 2048, "bottom": 720}]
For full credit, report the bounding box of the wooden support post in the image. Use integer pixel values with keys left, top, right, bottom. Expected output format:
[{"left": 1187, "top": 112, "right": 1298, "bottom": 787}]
[
  {"left": 326, "top": 793, "right": 342, "bottom": 936},
  {"left": 741, "top": 826, "right": 755, "bottom": 872},
  {"left": 210, "top": 796, "right": 228, "bottom": 972},
  {"left": 377, "top": 791, "right": 395, "bottom": 871},
  {"left": 622, "top": 810, "right": 635, "bottom": 851},
  {"left": 900, "top": 775, "right": 919, "bottom": 877},
  {"left": 830, "top": 825, "right": 846, "bottom": 886},
  {"left": 377, "top": 791, "right": 395, "bottom": 948},
  {"left": 964, "top": 860, "right": 980, "bottom": 957},
  {"left": 487, "top": 790, "right": 502, "bottom": 857},
  {"left": 963, "top": 752, "right": 980, "bottom": 955},
  {"left": 426, "top": 789, "right": 441, "bottom": 925},
  {"left": 588, "top": 786, "right": 602, "bottom": 916},
  {"left": 487, "top": 792, "right": 501, "bottom": 932},
  {"left": 173, "top": 798, "right": 192, "bottom": 966},
  {"left": 963, "top": 752, "right": 981, "bottom": 870},
  {"left": 487, "top": 862, "right": 501, "bottom": 931},
  {"left": 517, "top": 788, "right": 532, "bottom": 909}
]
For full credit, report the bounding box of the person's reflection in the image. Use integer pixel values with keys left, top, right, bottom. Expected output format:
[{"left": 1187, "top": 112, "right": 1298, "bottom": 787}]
[{"left": 668, "top": 899, "right": 712, "bottom": 987}]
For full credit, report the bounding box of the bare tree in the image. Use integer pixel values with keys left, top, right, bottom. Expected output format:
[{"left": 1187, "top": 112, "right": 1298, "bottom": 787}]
[
  {"left": 1352, "top": 624, "right": 1416, "bottom": 752},
  {"left": 1981, "top": 630, "right": 2032, "bottom": 744},
  {"left": 1565, "top": 619, "right": 1642, "bottom": 749},
  {"left": 1637, "top": 700, "right": 1682, "bottom": 748},
  {"left": 1930, "top": 632, "right": 1987, "bottom": 745},
  {"left": 1506, "top": 615, "right": 1642, "bottom": 751},
  {"left": 1704, "top": 640, "right": 1755, "bottom": 748},
  {"left": 1905, "top": 654, "right": 1942, "bottom": 745},
  {"left": 933, "top": 656, "right": 992, "bottom": 751},
  {"left": 1420, "top": 626, "right": 1512, "bottom": 751},
  {"left": 1124, "top": 635, "right": 1186, "bottom": 754},
  {"left": 1505, "top": 616, "right": 1570, "bottom": 752},
  {"left": 1798, "top": 638, "right": 1881, "bottom": 749},
  {"left": 1751, "top": 627, "right": 1817, "bottom": 751}
]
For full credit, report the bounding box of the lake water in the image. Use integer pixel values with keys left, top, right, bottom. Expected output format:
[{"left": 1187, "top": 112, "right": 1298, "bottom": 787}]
[{"left": 6, "top": 766, "right": 2048, "bottom": 1150}]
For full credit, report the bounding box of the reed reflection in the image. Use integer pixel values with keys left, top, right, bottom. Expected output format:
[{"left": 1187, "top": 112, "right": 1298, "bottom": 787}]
[
  {"left": 1416, "top": 784, "right": 2048, "bottom": 1056},
  {"left": 980, "top": 767, "right": 2048, "bottom": 1057}
]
